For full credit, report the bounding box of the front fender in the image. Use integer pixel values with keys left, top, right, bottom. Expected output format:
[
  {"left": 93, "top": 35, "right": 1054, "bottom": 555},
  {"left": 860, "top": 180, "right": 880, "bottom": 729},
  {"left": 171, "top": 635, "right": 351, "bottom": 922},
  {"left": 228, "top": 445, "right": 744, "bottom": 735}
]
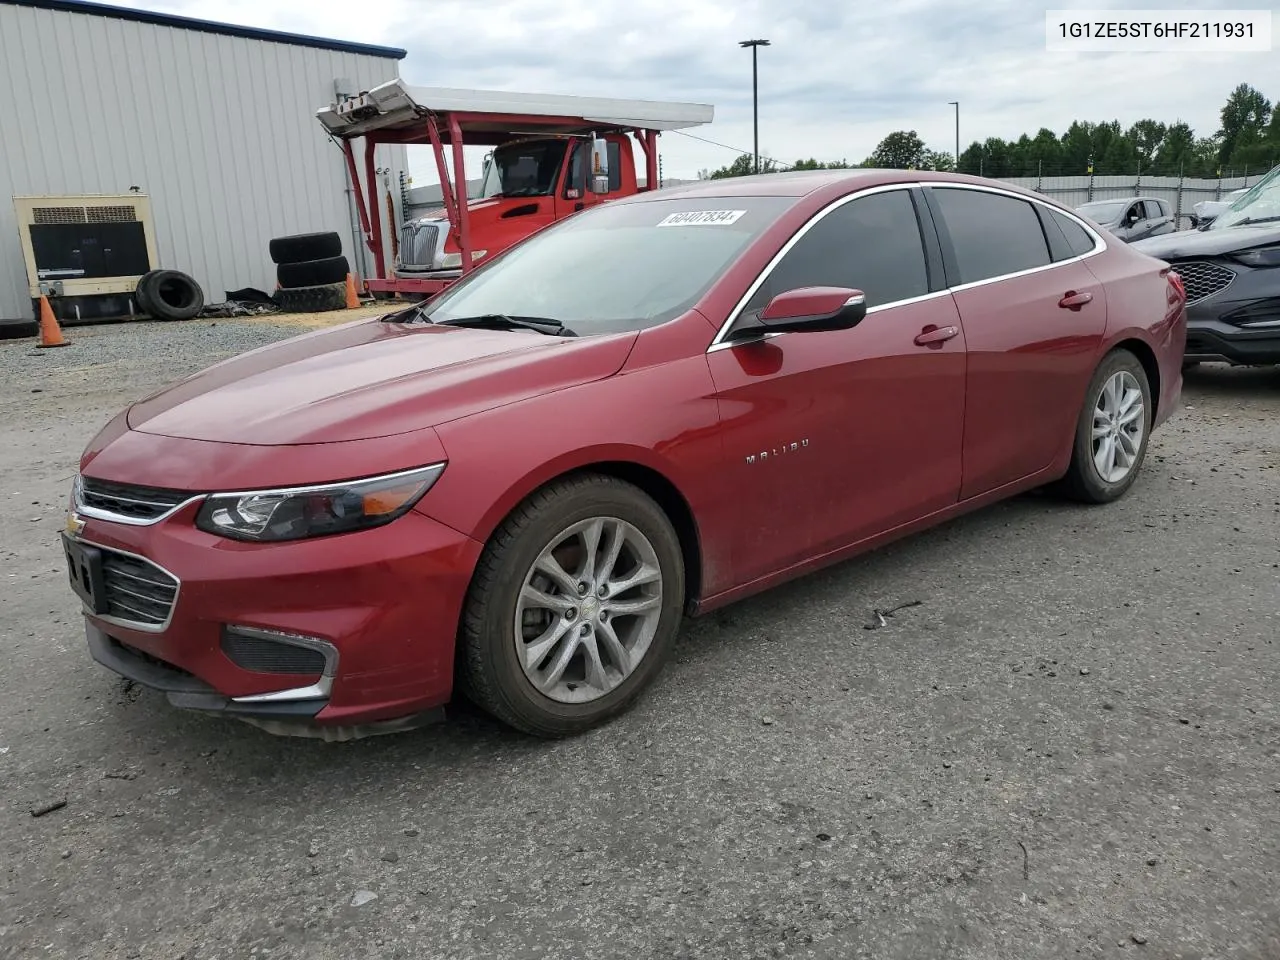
[{"left": 414, "top": 352, "right": 728, "bottom": 584}]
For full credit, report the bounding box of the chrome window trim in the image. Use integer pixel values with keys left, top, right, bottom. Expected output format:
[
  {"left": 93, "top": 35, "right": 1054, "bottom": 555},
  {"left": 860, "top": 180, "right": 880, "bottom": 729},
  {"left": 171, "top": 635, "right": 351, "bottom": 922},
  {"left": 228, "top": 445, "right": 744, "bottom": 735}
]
[
  {"left": 77, "top": 540, "right": 182, "bottom": 634},
  {"left": 706, "top": 179, "right": 1108, "bottom": 353},
  {"left": 226, "top": 626, "right": 339, "bottom": 704}
]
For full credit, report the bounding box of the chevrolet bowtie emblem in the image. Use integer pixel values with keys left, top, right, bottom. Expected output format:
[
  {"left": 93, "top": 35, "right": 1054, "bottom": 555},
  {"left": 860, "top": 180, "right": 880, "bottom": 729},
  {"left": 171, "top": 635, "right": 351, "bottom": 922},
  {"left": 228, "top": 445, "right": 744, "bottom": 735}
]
[{"left": 65, "top": 512, "right": 85, "bottom": 537}]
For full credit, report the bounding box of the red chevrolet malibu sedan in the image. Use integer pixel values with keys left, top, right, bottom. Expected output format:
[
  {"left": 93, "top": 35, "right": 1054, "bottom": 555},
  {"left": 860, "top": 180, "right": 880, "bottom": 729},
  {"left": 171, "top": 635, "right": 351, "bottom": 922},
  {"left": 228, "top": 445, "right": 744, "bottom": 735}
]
[{"left": 63, "top": 170, "right": 1187, "bottom": 739}]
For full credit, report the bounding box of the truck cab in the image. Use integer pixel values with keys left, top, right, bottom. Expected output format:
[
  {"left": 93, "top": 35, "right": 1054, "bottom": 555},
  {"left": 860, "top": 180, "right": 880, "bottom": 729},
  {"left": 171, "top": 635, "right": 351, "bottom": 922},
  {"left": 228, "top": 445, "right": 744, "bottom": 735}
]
[
  {"left": 316, "top": 78, "right": 713, "bottom": 298},
  {"left": 397, "top": 132, "right": 637, "bottom": 280}
]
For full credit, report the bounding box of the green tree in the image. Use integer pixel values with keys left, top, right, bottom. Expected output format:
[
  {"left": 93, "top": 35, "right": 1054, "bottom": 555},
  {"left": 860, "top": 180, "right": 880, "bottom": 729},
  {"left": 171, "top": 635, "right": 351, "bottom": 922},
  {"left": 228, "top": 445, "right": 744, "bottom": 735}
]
[
  {"left": 1153, "top": 121, "right": 1195, "bottom": 175},
  {"left": 864, "top": 130, "right": 927, "bottom": 169},
  {"left": 706, "top": 153, "right": 779, "bottom": 179},
  {"left": 1127, "top": 119, "right": 1167, "bottom": 168},
  {"left": 920, "top": 150, "right": 954, "bottom": 172},
  {"left": 1217, "top": 83, "right": 1271, "bottom": 165}
]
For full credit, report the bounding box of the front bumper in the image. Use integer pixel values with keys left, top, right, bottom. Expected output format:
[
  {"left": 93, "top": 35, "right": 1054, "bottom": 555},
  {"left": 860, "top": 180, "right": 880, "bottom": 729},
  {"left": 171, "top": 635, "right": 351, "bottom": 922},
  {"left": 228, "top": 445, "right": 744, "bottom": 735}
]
[
  {"left": 1185, "top": 302, "right": 1280, "bottom": 364},
  {"left": 69, "top": 498, "right": 483, "bottom": 736}
]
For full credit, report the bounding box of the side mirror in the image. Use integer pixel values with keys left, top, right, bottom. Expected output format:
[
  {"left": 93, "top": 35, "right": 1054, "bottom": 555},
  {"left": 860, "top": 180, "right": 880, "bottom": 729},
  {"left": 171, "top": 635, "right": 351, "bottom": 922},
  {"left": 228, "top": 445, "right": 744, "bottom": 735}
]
[
  {"left": 587, "top": 135, "right": 610, "bottom": 194},
  {"left": 757, "top": 286, "right": 867, "bottom": 333}
]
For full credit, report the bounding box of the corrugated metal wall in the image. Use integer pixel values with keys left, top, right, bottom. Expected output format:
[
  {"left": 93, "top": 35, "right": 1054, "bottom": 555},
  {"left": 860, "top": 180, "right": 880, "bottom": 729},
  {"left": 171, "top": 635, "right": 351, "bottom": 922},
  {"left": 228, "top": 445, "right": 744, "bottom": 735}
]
[
  {"left": 1001, "top": 175, "right": 1263, "bottom": 229},
  {"left": 0, "top": 3, "right": 407, "bottom": 321}
]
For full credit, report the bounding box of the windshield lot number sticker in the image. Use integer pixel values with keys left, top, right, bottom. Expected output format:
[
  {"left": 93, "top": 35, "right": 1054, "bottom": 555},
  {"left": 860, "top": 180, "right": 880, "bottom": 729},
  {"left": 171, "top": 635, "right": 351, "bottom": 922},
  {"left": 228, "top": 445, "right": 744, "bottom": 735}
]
[{"left": 656, "top": 210, "right": 747, "bottom": 227}]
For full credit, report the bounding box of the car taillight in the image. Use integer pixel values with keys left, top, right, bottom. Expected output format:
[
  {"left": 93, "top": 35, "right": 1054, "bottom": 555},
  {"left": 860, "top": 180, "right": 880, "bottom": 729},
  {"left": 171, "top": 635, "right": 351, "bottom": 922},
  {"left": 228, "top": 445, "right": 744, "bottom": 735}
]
[{"left": 1166, "top": 269, "right": 1186, "bottom": 304}]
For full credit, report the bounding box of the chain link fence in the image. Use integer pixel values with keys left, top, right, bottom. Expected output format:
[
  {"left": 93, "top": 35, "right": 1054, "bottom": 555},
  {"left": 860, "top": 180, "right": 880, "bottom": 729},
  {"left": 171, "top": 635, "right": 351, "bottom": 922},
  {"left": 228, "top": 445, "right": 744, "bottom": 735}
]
[{"left": 996, "top": 174, "right": 1265, "bottom": 230}]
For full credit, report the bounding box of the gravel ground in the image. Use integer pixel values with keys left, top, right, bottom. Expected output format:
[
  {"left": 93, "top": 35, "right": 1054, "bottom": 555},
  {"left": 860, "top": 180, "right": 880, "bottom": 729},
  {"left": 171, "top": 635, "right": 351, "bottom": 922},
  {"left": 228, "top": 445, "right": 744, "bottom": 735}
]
[{"left": 1, "top": 319, "right": 1279, "bottom": 960}]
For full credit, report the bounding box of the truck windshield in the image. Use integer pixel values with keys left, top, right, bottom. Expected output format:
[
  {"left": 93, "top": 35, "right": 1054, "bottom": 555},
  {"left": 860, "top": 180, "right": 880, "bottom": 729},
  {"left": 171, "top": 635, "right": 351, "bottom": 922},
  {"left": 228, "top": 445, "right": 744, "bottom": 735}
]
[
  {"left": 419, "top": 196, "right": 797, "bottom": 334},
  {"left": 477, "top": 140, "right": 569, "bottom": 199}
]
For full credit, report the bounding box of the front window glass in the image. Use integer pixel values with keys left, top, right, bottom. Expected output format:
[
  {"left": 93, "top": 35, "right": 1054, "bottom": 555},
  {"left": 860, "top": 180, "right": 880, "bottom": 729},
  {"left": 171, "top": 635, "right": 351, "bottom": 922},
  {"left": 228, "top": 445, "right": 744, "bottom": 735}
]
[
  {"left": 480, "top": 140, "right": 570, "bottom": 199},
  {"left": 419, "top": 196, "right": 796, "bottom": 335},
  {"left": 1075, "top": 200, "right": 1127, "bottom": 223}
]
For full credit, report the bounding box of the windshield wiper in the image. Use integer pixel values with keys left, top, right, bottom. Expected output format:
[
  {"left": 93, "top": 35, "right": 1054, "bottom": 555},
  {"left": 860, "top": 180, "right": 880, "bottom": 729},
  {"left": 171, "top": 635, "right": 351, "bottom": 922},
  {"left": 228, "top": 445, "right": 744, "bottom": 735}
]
[
  {"left": 1230, "top": 215, "right": 1280, "bottom": 226},
  {"left": 435, "top": 314, "right": 576, "bottom": 337}
]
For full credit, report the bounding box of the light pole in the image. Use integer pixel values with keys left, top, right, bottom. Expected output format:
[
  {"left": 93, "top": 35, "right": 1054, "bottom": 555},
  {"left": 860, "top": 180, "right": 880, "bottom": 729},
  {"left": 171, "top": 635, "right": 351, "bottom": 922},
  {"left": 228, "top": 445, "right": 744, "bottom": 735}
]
[
  {"left": 948, "top": 101, "right": 959, "bottom": 172},
  {"left": 740, "top": 39, "right": 770, "bottom": 174}
]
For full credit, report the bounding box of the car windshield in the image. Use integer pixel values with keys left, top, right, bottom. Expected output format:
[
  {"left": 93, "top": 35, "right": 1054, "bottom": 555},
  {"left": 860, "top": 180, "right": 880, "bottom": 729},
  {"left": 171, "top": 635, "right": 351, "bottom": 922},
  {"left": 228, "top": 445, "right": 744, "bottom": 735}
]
[
  {"left": 418, "top": 196, "right": 796, "bottom": 335},
  {"left": 476, "top": 140, "right": 569, "bottom": 199},
  {"left": 1211, "top": 165, "right": 1280, "bottom": 229},
  {"left": 1075, "top": 200, "right": 1127, "bottom": 222}
]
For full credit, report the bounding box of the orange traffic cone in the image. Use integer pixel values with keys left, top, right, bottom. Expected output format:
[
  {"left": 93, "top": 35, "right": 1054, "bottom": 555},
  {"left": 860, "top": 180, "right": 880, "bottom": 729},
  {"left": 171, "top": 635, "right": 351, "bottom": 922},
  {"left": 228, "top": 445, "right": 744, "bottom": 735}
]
[
  {"left": 344, "top": 273, "right": 359, "bottom": 309},
  {"left": 36, "top": 295, "right": 68, "bottom": 348}
]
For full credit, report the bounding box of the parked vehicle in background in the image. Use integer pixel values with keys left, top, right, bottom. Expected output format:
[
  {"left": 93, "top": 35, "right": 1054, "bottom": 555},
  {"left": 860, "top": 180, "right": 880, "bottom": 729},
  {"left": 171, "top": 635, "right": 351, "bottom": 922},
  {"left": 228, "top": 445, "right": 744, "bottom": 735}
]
[
  {"left": 316, "top": 79, "right": 714, "bottom": 299},
  {"left": 1189, "top": 187, "right": 1249, "bottom": 229},
  {"left": 1131, "top": 163, "right": 1280, "bottom": 367},
  {"left": 1075, "top": 196, "right": 1177, "bottom": 242},
  {"left": 63, "top": 170, "right": 1186, "bottom": 741}
]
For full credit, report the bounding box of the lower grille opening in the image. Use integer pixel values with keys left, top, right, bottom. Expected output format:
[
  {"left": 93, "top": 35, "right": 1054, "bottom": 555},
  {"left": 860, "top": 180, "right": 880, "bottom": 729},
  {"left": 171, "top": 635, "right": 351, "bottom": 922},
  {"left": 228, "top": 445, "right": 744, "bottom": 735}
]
[
  {"left": 1222, "top": 298, "right": 1280, "bottom": 328},
  {"left": 220, "top": 628, "right": 328, "bottom": 676},
  {"left": 101, "top": 551, "right": 179, "bottom": 626}
]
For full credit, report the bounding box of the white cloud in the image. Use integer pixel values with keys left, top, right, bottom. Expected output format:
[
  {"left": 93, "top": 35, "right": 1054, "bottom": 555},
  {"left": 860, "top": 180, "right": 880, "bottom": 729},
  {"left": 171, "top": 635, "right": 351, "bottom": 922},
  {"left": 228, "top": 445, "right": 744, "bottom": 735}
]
[{"left": 136, "top": 0, "right": 1277, "bottom": 181}]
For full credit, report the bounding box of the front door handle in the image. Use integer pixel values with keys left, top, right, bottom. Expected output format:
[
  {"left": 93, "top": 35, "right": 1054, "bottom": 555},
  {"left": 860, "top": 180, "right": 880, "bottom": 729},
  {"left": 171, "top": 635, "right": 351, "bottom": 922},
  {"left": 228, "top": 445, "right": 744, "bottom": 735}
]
[
  {"left": 1059, "top": 290, "right": 1093, "bottom": 310},
  {"left": 914, "top": 324, "right": 959, "bottom": 346}
]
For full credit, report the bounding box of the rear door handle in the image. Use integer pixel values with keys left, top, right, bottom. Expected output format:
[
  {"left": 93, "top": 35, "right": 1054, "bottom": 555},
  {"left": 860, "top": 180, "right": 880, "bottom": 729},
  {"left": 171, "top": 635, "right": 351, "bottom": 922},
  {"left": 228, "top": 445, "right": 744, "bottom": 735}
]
[
  {"left": 914, "top": 324, "right": 959, "bottom": 346},
  {"left": 1059, "top": 291, "right": 1093, "bottom": 310}
]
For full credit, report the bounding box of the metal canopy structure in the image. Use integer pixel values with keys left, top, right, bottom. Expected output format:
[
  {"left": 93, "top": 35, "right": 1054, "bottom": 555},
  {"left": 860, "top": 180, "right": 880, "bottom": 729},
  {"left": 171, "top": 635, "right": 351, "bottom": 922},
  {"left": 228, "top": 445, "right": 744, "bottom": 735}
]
[
  {"left": 317, "top": 78, "right": 714, "bottom": 142},
  {"left": 318, "top": 79, "right": 714, "bottom": 298}
]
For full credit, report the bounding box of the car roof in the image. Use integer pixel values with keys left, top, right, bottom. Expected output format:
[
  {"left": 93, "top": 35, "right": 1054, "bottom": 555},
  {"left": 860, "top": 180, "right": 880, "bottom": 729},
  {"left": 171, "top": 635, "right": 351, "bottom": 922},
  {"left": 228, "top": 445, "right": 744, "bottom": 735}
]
[{"left": 616, "top": 168, "right": 1051, "bottom": 202}]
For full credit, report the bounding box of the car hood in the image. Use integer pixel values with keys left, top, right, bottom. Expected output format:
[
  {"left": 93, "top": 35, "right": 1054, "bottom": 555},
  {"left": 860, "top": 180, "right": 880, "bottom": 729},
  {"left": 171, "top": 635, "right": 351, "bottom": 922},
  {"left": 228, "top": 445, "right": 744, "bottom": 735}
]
[
  {"left": 125, "top": 317, "right": 638, "bottom": 445},
  {"left": 1131, "top": 222, "right": 1280, "bottom": 259}
]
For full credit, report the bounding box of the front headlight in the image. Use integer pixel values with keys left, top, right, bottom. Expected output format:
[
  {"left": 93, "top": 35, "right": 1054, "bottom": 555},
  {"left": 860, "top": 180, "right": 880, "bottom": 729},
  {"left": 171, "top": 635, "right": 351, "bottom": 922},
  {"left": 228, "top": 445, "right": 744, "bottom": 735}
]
[
  {"left": 1231, "top": 245, "right": 1280, "bottom": 268},
  {"left": 195, "top": 463, "right": 445, "bottom": 542},
  {"left": 439, "top": 250, "right": 487, "bottom": 269}
]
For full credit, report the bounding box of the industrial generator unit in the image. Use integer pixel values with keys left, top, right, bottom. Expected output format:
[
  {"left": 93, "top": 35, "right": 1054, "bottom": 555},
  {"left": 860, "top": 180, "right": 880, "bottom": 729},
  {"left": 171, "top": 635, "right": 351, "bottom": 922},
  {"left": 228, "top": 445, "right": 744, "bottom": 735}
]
[{"left": 12, "top": 193, "right": 159, "bottom": 323}]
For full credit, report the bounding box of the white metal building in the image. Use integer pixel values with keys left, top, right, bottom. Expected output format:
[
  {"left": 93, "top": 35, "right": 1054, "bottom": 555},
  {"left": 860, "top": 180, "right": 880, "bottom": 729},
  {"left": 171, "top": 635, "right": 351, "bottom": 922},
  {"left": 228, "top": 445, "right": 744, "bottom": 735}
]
[{"left": 0, "top": 0, "right": 409, "bottom": 325}]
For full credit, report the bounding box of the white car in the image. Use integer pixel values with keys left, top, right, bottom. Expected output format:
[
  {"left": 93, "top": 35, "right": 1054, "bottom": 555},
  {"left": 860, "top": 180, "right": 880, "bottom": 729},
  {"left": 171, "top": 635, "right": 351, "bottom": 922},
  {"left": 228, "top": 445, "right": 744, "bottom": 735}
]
[{"left": 1191, "top": 187, "right": 1249, "bottom": 228}]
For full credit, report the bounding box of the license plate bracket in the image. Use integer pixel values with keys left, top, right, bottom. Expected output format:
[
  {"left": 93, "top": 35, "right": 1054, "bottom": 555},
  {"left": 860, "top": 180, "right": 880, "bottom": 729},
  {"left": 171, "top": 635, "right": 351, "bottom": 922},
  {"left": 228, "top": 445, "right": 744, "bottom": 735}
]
[{"left": 62, "top": 533, "right": 109, "bottom": 615}]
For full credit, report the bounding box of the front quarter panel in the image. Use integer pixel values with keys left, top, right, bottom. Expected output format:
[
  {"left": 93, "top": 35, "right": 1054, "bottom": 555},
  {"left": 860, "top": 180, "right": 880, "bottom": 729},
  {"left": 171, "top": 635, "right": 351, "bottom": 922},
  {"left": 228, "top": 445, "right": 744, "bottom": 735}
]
[{"left": 416, "top": 314, "right": 733, "bottom": 597}]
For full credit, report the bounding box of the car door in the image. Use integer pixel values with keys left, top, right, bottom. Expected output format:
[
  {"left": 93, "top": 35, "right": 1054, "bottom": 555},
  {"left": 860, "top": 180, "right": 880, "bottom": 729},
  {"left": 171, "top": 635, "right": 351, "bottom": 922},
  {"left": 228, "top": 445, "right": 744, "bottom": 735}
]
[
  {"left": 705, "top": 185, "right": 967, "bottom": 583},
  {"left": 922, "top": 185, "right": 1108, "bottom": 501},
  {"left": 1147, "top": 199, "right": 1176, "bottom": 236}
]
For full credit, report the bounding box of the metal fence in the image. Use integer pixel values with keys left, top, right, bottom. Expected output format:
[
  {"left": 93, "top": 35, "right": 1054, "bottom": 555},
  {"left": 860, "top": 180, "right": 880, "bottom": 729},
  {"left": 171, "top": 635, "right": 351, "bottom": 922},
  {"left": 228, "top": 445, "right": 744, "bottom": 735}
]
[{"left": 997, "top": 174, "right": 1265, "bottom": 230}]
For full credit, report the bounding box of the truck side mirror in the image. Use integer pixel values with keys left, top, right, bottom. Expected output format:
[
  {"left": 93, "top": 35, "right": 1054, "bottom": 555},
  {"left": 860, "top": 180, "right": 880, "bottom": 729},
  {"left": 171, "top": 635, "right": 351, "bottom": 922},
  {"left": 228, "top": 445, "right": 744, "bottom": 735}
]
[{"left": 588, "top": 136, "right": 610, "bottom": 194}]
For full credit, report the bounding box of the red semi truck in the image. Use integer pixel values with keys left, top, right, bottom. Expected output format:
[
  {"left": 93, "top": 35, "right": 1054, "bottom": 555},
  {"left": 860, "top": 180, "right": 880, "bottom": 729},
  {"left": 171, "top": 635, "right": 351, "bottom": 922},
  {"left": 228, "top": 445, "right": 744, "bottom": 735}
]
[{"left": 316, "top": 80, "right": 715, "bottom": 298}]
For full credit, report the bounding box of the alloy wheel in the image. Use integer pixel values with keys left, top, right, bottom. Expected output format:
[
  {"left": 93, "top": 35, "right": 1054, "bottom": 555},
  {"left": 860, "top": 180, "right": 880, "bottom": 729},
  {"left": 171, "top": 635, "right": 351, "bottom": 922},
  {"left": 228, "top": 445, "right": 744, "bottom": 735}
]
[
  {"left": 1091, "top": 370, "right": 1145, "bottom": 483},
  {"left": 513, "top": 516, "right": 664, "bottom": 704}
]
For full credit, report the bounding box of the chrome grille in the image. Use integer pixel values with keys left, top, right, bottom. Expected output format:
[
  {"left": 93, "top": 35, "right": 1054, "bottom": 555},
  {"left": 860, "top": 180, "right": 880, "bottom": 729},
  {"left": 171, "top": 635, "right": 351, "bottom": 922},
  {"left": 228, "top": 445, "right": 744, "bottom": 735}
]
[
  {"left": 80, "top": 477, "right": 193, "bottom": 522},
  {"left": 1172, "top": 260, "right": 1235, "bottom": 305},
  {"left": 101, "top": 550, "right": 179, "bottom": 627},
  {"left": 399, "top": 221, "right": 440, "bottom": 269}
]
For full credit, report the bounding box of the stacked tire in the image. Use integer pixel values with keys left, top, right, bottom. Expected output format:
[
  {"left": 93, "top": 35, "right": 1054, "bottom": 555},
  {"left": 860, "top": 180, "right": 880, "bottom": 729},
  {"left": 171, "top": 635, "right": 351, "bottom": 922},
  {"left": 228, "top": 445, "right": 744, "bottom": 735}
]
[
  {"left": 135, "top": 269, "right": 205, "bottom": 321},
  {"left": 269, "top": 231, "right": 350, "bottom": 313}
]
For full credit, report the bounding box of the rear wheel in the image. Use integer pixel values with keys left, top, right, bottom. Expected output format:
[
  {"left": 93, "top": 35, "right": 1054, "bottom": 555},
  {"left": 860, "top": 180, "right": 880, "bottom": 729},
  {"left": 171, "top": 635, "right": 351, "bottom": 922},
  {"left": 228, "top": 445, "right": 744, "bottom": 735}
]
[
  {"left": 458, "top": 474, "right": 685, "bottom": 737},
  {"left": 1055, "top": 349, "right": 1152, "bottom": 503}
]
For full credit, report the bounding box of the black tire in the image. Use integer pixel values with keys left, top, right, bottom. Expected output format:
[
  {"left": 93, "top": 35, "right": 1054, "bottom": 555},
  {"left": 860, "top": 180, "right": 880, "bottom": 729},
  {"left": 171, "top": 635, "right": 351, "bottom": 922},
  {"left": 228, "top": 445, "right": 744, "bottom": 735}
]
[
  {"left": 137, "top": 269, "right": 204, "bottom": 321},
  {"left": 274, "top": 281, "right": 347, "bottom": 314},
  {"left": 269, "top": 231, "right": 342, "bottom": 265},
  {"left": 277, "top": 255, "right": 349, "bottom": 289},
  {"left": 1054, "top": 348, "right": 1152, "bottom": 504},
  {"left": 133, "top": 269, "right": 163, "bottom": 316},
  {"left": 457, "top": 473, "right": 686, "bottom": 738}
]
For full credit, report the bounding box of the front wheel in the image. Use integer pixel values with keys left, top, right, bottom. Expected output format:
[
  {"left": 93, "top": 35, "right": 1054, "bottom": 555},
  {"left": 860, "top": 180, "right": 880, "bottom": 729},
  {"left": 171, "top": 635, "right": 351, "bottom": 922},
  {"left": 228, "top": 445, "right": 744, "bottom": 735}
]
[
  {"left": 1055, "top": 349, "right": 1152, "bottom": 504},
  {"left": 457, "top": 474, "right": 685, "bottom": 737}
]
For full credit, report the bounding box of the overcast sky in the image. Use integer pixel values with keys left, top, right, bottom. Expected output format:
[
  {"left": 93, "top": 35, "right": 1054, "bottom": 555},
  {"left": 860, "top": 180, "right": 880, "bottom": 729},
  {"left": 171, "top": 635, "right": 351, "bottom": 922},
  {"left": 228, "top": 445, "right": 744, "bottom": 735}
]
[{"left": 135, "top": 0, "right": 1275, "bottom": 181}]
